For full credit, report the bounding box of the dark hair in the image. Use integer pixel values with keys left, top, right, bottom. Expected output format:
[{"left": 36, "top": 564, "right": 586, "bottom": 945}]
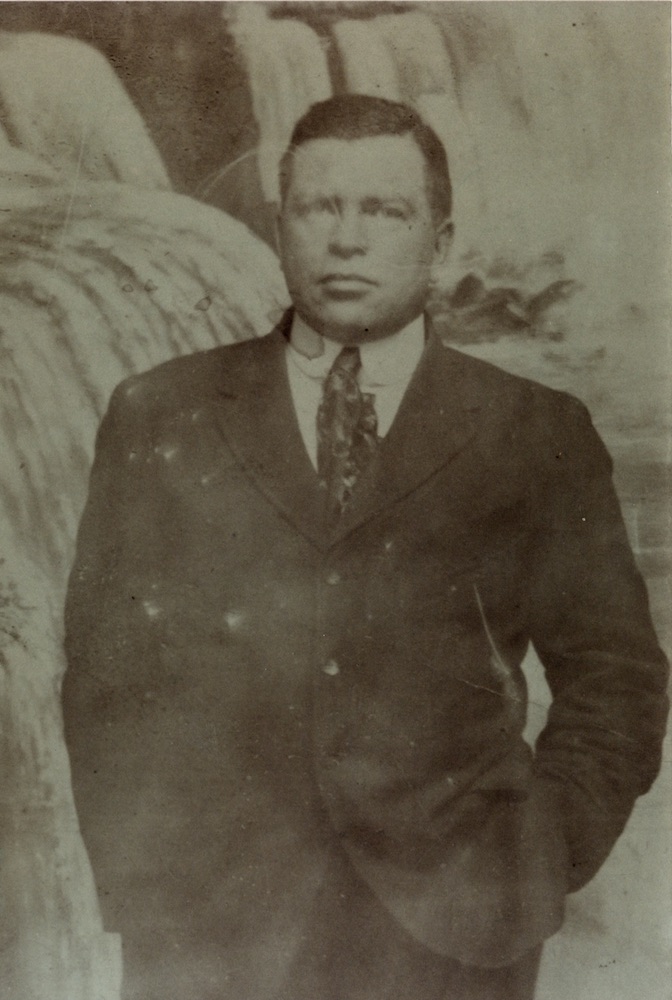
[{"left": 278, "top": 94, "right": 452, "bottom": 221}]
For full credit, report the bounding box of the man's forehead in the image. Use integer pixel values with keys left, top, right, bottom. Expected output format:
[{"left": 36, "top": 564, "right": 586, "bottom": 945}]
[{"left": 288, "top": 134, "right": 428, "bottom": 194}]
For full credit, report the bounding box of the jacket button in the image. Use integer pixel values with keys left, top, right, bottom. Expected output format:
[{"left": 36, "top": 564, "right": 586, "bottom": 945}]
[
  {"left": 322, "top": 659, "right": 340, "bottom": 676},
  {"left": 325, "top": 570, "right": 341, "bottom": 586}
]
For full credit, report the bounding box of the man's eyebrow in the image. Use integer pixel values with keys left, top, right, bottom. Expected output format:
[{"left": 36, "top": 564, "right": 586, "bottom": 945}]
[{"left": 360, "top": 196, "right": 416, "bottom": 211}]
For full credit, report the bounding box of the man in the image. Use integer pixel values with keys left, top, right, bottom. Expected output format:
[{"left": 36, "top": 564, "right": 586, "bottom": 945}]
[{"left": 63, "top": 95, "right": 668, "bottom": 1000}]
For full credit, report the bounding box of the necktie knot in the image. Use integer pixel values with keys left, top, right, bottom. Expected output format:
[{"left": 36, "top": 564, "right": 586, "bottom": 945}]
[
  {"left": 317, "top": 346, "right": 379, "bottom": 523},
  {"left": 329, "top": 343, "right": 361, "bottom": 378}
]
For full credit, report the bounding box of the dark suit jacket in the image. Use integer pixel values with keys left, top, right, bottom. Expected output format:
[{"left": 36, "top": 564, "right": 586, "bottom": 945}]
[{"left": 63, "top": 313, "right": 668, "bottom": 999}]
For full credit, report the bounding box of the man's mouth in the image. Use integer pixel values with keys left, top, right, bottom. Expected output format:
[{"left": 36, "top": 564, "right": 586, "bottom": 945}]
[
  {"left": 319, "top": 274, "right": 378, "bottom": 296},
  {"left": 320, "top": 271, "right": 377, "bottom": 285}
]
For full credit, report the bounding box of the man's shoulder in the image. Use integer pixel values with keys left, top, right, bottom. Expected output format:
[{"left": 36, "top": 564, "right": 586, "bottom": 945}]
[
  {"left": 440, "top": 341, "right": 587, "bottom": 421},
  {"left": 438, "top": 341, "right": 602, "bottom": 471},
  {"left": 108, "top": 332, "right": 277, "bottom": 421}
]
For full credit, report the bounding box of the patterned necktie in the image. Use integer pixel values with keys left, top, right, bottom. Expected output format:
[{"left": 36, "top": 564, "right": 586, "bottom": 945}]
[{"left": 316, "top": 346, "right": 379, "bottom": 523}]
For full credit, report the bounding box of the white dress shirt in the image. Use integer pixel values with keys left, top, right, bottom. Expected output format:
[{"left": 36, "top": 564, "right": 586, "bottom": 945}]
[{"left": 285, "top": 312, "right": 426, "bottom": 470}]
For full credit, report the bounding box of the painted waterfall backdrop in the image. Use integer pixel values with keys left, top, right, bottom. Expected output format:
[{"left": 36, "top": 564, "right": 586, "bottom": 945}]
[{"left": 0, "top": 4, "right": 669, "bottom": 999}]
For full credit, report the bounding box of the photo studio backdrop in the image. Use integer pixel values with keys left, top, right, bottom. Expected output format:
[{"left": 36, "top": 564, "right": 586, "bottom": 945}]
[{"left": 0, "top": 4, "right": 669, "bottom": 998}]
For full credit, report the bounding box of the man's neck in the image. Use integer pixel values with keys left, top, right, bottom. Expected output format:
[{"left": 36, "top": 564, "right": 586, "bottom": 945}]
[{"left": 289, "top": 311, "right": 426, "bottom": 365}]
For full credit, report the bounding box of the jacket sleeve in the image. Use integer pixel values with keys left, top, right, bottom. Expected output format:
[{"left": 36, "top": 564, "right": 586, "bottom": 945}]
[
  {"left": 62, "top": 378, "right": 155, "bottom": 836},
  {"left": 528, "top": 396, "right": 669, "bottom": 892}
]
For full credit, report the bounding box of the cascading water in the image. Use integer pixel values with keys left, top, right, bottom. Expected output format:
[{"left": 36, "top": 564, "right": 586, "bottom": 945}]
[{"left": 227, "top": 3, "right": 670, "bottom": 433}]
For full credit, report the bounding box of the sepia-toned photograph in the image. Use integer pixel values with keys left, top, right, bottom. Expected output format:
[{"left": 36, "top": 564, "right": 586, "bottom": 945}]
[{"left": 1, "top": 3, "right": 670, "bottom": 999}]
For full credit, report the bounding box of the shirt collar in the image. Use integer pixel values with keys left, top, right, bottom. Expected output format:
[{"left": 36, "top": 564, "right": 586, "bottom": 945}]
[{"left": 287, "top": 312, "right": 426, "bottom": 387}]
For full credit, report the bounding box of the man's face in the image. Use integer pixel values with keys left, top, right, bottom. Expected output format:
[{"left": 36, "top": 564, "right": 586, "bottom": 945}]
[{"left": 277, "top": 135, "right": 452, "bottom": 344}]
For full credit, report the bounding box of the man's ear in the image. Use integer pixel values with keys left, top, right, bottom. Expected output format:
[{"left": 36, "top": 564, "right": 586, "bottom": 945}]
[{"left": 434, "top": 219, "right": 454, "bottom": 264}]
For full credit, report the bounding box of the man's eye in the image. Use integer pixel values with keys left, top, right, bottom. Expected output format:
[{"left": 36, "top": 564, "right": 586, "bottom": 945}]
[
  {"left": 363, "top": 203, "right": 408, "bottom": 220},
  {"left": 312, "top": 199, "right": 337, "bottom": 214},
  {"left": 293, "top": 199, "right": 336, "bottom": 217},
  {"left": 383, "top": 206, "right": 407, "bottom": 219}
]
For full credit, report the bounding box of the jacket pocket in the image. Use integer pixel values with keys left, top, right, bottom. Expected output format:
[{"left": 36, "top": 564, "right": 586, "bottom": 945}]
[{"left": 341, "top": 772, "right": 568, "bottom": 968}]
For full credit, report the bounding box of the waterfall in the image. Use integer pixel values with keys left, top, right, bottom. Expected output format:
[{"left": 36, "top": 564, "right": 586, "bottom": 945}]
[
  {"left": 226, "top": 4, "right": 331, "bottom": 203},
  {"left": 229, "top": 3, "right": 670, "bottom": 430}
]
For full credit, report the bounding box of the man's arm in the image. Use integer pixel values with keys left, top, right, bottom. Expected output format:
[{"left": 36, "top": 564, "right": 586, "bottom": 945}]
[
  {"left": 528, "top": 396, "right": 669, "bottom": 891},
  {"left": 62, "top": 379, "right": 155, "bottom": 830}
]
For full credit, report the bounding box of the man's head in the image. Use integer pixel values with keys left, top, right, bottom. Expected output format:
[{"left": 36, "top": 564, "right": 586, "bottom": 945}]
[
  {"left": 279, "top": 95, "right": 452, "bottom": 224},
  {"left": 276, "top": 94, "right": 453, "bottom": 344}
]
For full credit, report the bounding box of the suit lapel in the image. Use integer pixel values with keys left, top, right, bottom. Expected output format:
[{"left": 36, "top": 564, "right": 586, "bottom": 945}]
[
  {"left": 332, "top": 333, "right": 483, "bottom": 544},
  {"left": 211, "top": 317, "right": 484, "bottom": 551},
  {"left": 211, "top": 317, "right": 327, "bottom": 549}
]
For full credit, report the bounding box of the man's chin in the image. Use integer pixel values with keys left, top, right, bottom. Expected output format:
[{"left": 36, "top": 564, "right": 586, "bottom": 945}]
[{"left": 302, "top": 307, "right": 414, "bottom": 345}]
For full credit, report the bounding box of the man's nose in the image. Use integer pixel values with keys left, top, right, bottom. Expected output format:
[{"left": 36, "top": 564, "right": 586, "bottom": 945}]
[{"left": 327, "top": 208, "right": 367, "bottom": 256}]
